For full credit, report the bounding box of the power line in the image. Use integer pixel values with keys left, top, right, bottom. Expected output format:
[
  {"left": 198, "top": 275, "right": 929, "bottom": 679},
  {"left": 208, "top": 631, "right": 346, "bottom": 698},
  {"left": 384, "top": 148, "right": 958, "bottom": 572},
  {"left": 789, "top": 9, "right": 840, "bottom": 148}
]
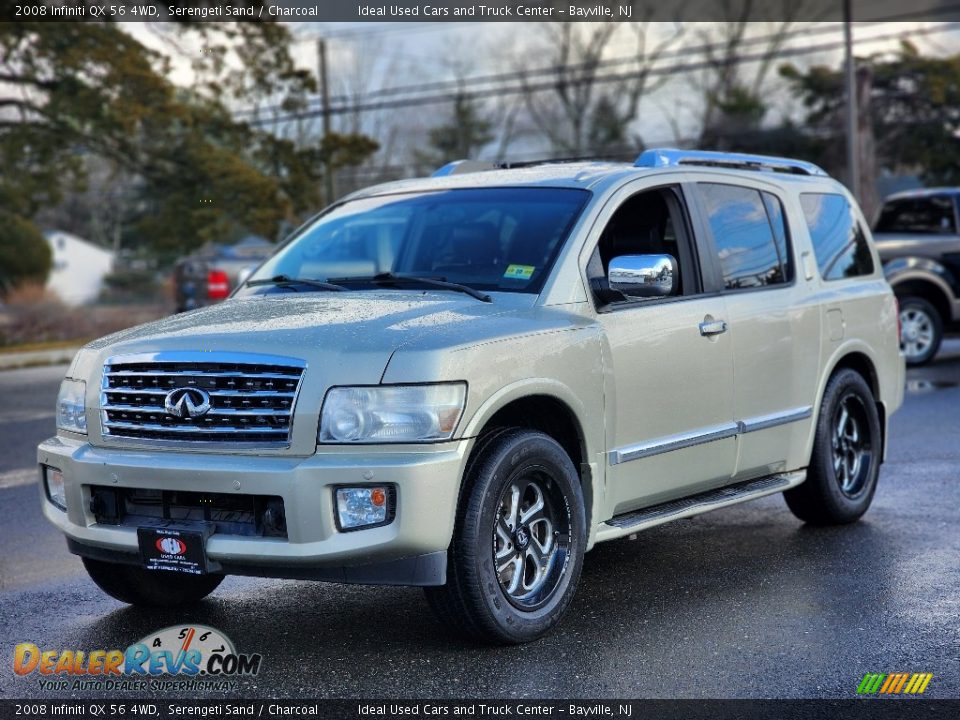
[
  {"left": 237, "top": 18, "right": 958, "bottom": 120},
  {"left": 243, "top": 21, "right": 960, "bottom": 126}
]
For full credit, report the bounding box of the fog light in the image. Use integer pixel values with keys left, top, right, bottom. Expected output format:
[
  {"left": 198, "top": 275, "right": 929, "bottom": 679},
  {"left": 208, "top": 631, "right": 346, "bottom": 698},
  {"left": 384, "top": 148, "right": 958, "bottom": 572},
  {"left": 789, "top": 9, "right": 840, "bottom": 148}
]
[
  {"left": 44, "top": 466, "right": 66, "bottom": 511},
  {"left": 335, "top": 486, "right": 390, "bottom": 531}
]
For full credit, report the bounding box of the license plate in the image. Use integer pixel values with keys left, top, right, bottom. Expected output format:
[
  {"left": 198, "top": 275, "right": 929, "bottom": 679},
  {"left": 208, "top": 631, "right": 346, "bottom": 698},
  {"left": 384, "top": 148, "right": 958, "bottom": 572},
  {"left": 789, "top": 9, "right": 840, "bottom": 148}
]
[{"left": 137, "top": 525, "right": 209, "bottom": 575}]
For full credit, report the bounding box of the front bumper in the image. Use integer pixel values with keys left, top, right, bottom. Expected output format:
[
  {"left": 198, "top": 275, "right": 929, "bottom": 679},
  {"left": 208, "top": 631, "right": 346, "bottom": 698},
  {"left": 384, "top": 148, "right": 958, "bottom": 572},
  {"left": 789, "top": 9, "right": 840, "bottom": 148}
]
[{"left": 37, "top": 435, "right": 471, "bottom": 586}]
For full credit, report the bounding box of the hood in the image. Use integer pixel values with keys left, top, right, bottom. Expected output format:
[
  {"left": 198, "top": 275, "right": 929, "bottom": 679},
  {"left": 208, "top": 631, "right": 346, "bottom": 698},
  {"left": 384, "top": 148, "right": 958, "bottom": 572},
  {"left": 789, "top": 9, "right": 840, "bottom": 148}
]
[{"left": 82, "top": 291, "right": 537, "bottom": 383}]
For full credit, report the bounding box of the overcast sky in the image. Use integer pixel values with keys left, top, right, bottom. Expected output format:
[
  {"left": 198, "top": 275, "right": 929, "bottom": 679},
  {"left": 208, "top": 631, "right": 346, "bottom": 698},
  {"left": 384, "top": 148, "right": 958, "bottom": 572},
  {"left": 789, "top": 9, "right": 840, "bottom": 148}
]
[{"left": 128, "top": 21, "right": 959, "bottom": 160}]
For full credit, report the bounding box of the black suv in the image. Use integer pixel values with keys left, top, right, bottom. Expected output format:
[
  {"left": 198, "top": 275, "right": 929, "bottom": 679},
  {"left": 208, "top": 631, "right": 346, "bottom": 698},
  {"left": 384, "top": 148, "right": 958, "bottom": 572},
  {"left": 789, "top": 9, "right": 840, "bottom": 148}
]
[{"left": 874, "top": 188, "right": 960, "bottom": 365}]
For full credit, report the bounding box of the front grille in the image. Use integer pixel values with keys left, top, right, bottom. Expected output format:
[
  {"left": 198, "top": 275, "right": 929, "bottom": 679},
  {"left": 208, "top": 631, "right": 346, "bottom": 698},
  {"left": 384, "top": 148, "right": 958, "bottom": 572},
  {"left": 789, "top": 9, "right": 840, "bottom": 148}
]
[{"left": 100, "top": 352, "right": 306, "bottom": 447}]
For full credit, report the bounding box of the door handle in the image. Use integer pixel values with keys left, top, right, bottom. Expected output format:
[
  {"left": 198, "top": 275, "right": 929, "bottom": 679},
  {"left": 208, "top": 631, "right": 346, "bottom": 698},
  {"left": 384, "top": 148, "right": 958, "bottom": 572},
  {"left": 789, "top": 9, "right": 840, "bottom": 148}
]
[{"left": 699, "top": 319, "right": 728, "bottom": 337}]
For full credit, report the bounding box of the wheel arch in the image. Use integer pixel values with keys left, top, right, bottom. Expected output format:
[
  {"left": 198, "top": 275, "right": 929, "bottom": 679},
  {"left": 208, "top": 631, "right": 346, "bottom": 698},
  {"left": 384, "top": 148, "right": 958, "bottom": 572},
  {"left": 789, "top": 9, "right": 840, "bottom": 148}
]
[
  {"left": 890, "top": 275, "right": 953, "bottom": 325},
  {"left": 812, "top": 345, "right": 888, "bottom": 463},
  {"left": 459, "top": 382, "right": 599, "bottom": 545}
]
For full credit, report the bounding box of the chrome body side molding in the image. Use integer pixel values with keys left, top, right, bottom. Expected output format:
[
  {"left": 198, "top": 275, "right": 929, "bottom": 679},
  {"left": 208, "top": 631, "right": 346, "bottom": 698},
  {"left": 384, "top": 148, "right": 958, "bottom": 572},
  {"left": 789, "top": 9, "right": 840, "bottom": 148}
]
[{"left": 609, "top": 406, "right": 813, "bottom": 466}]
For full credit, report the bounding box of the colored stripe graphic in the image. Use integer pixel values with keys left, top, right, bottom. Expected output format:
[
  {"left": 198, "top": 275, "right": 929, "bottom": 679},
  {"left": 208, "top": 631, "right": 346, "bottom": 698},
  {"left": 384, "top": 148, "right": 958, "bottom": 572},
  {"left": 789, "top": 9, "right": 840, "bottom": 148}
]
[
  {"left": 857, "top": 673, "right": 886, "bottom": 694},
  {"left": 857, "top": 672, "right": 932, "bottom": 695}
]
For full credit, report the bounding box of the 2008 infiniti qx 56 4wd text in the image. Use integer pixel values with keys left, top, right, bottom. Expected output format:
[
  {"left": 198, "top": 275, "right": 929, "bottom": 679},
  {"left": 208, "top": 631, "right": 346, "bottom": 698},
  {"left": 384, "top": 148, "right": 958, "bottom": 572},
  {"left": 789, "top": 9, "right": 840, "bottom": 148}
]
[{"left": 39, "top": 149, "right": 904, "bottom": 643}]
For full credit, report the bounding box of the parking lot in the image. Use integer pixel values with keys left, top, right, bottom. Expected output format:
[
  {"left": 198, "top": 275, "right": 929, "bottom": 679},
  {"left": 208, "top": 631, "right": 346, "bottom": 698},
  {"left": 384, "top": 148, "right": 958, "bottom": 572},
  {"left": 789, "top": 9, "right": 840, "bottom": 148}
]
[{"left": 1, "top": 345, "right": 958, "bottom": 699}]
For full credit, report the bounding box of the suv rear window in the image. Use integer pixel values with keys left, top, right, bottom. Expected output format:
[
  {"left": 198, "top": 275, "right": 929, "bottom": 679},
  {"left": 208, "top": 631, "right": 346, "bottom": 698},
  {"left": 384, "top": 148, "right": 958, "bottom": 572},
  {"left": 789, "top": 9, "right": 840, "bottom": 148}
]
[
  {"left": 800, "top": 194, "right": 874, "bottom": 281},
  {"left": 875, "top": 195, "right": 957, "bottom": 234},
  {"left": 697, "top": 183, "right": 792, "bottom": 290}
]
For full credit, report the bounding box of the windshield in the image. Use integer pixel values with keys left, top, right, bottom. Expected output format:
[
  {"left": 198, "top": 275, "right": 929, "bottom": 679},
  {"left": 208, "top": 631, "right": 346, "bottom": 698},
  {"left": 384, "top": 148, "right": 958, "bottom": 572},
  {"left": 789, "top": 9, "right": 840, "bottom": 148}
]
[{"left": 247, "top": 187, "right": 591, "bottom": 294}]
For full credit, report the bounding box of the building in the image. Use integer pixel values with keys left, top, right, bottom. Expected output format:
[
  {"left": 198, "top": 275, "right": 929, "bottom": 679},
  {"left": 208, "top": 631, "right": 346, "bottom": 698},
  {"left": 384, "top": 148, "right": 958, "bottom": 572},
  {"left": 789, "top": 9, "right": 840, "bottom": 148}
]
[{"left": 44, "top": 231, "right": 115, "bottom": 306}]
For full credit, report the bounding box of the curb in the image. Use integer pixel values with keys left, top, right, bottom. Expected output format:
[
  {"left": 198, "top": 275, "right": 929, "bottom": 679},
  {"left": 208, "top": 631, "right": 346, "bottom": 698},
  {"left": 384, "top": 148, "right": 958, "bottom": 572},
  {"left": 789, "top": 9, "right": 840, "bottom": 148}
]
[{"left": 0, "top": 347, "right": 80, "bottom": 371}]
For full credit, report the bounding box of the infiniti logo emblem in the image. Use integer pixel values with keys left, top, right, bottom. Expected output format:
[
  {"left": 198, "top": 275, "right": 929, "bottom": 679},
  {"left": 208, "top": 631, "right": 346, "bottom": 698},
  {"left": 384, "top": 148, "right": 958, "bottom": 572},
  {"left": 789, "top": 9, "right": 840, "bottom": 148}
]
[{"left": 164, "top": 387, "right": 212, "bottom": 419}]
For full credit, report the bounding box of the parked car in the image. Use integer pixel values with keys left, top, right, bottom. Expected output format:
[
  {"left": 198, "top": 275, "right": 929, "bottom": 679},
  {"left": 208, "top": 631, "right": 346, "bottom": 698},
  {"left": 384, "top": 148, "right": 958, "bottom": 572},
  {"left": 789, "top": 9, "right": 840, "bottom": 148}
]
[
  {"left": 40, "top": 150, "right": 903, "bottom": 644},
  {"left": 173, "top": 236, "right": 274, "bottom": 312},
  {"left": 874, "top": 188, "right": 960, "bottom": 365}
]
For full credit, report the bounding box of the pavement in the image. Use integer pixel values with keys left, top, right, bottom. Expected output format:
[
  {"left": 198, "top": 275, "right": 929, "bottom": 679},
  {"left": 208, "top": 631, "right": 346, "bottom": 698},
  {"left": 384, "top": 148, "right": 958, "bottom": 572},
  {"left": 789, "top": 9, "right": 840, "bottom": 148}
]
[{"left": 0, "top": 344, "right": 958, "bottom": 699}]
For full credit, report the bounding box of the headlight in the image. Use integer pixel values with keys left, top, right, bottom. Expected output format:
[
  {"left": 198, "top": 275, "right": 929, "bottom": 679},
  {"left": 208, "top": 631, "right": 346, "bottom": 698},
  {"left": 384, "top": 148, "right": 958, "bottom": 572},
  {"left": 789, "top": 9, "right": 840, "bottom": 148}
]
[
  {"left": 56, "top": 378, "right": 87, "bottom": 434},
  {"left": 319, "top": 383, "right": 466, "bottom": 443}
]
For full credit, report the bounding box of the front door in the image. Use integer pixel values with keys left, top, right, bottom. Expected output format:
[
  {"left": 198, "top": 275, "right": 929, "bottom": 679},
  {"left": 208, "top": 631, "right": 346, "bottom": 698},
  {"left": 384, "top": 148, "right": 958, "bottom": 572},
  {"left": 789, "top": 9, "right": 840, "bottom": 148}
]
[{"left": 586, "top": 183, "right": 737, "bottom": 517}]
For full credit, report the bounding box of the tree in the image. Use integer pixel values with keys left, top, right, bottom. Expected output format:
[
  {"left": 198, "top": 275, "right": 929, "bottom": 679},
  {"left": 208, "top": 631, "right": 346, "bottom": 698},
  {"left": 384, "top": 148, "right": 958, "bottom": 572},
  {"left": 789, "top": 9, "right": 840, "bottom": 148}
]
[
  {"left": 688, "top": 5, "right": 808, "bottom": 149},
  {"left": 413, "top": 93, "right": 494, "bottom": 171},
  {"left": 782, "top": 42, "right": 960, "bottom": 187},
  {"left": 0, "top": 14, "right": 377, "bottom": 261},
  {"left": 516, "top": 22, "right": 683, "bottom": 156},
  {"left": 0, "top": 211, "right": 51, "bottom": 293}
]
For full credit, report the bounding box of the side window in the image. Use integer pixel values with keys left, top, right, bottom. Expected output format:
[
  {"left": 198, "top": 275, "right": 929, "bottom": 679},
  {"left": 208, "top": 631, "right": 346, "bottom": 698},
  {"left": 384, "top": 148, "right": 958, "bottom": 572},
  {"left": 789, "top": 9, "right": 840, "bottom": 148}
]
[
  {"left": 874, "top": 196, "right": 957, "bottom": 235},
  {"left": 800, "top": 193, "right": 875, "bottom": 281},
  {"left": 698, "top": 183, "right": 792, "bottom": 290},
  {"left": 586, "top": 186, "right": 697, "bottom": 304}
]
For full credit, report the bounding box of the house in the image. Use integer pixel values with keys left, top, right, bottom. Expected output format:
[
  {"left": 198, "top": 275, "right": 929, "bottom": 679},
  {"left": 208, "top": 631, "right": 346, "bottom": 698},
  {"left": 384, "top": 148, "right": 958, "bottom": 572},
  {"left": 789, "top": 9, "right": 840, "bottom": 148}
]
[{"left": 44, "top": 231, "right": 115, "bottom": 306}]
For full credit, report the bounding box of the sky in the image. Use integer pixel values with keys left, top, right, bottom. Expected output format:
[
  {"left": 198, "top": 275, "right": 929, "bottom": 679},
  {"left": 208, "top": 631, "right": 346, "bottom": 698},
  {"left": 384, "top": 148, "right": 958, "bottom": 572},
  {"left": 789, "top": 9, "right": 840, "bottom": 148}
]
[{"left": 126, "top": 21, "right": 960, "bottom": 163}]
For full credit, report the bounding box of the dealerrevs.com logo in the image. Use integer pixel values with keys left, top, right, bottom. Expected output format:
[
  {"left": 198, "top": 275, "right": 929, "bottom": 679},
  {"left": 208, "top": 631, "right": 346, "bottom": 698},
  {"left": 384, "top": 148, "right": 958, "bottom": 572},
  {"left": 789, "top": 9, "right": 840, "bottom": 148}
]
[{"left": 13, "top": 625, "right": 261, "bottom": 692}]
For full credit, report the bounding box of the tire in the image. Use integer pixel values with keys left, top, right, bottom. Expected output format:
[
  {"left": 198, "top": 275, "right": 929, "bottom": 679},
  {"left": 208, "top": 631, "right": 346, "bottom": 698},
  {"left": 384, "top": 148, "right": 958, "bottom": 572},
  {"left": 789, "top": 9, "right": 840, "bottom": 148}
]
[
  {"left": 82, "top": 557, "right": 223, "bottom": 607},
  {"left": 425, "top": 429, "right": 586, "bottom": 644},
  {"left": 899, "top": 296, "right": 942, "bottom": 366},
  {"left": 785, "top": 369, "right": 882, "bottom": 525}
]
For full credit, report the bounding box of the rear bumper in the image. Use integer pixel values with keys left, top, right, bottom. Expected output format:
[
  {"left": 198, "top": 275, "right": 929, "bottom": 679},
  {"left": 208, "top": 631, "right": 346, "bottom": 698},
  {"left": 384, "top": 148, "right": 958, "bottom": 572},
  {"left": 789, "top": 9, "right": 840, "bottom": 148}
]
[{"left": 38, "top": 435, "right": 471, "bottom": 586}]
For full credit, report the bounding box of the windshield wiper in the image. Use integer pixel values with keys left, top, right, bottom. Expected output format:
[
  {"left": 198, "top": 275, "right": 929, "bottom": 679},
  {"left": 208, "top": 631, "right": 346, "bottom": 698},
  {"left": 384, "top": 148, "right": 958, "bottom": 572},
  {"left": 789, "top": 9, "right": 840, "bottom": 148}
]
[
  {"left": 247, "top": 274, "right": 346, "bottom": 292},
  {"left": 329, "top": 272, "right": 492, "bottom": 303}
]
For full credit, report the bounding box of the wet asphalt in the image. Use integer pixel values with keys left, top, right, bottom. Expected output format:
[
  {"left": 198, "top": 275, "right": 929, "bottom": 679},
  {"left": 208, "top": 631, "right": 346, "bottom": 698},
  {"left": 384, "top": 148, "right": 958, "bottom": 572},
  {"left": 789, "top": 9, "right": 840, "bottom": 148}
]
[{"left": 0, "top": 344, "right": 958, "bottom": 699}]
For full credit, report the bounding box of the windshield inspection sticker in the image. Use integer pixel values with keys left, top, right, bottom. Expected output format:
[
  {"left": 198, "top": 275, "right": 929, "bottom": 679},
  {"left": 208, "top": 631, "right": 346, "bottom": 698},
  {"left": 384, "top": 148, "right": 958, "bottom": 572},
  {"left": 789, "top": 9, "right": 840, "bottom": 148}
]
[{"left": 503, "top": 264, "right": 535, "bottom": 280}]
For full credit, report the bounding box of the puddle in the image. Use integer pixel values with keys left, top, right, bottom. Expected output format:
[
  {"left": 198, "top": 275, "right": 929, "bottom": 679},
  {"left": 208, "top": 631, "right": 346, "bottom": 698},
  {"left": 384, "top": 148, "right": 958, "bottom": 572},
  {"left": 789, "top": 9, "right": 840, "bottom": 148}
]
[{"left": 906, "top": 379, "right": 959, "bottom": 394}]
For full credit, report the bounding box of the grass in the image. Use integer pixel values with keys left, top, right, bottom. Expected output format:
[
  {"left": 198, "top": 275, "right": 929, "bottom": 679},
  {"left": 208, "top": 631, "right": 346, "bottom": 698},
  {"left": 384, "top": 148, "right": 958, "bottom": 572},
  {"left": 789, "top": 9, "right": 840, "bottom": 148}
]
[{"left": 0, "top": 338, "right": 90, "bottom": 355}]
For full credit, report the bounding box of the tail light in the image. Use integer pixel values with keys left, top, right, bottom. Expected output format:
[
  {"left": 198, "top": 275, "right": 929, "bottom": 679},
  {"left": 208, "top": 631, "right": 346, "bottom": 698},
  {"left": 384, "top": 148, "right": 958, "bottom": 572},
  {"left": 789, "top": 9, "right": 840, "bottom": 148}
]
[{"left": 207, "top": 269, "right": 230, "bottom": 300}]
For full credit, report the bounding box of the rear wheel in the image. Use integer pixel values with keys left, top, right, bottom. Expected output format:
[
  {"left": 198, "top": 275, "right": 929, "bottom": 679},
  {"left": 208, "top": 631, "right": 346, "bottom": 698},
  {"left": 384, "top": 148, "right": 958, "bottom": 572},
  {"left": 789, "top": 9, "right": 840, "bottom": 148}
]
[
  {"left": 785, "top": 369, "right": 881, "bottom": 525},
  {"left": 899, "top": 296, "right": 942, "bottom": 366},
  {"left": 82, "top": 557, "right": 223, "bottom": 606},
  {"left": 425, "top": 429, "right": 586, "bottom": 644}
]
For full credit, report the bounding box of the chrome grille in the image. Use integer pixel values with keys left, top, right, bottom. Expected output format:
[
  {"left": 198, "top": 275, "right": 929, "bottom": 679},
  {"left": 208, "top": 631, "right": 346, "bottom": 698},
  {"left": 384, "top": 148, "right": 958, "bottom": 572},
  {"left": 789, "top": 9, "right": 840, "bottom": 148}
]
[{"left": 100, "top": 352, "right": 306, "bottom": 447}]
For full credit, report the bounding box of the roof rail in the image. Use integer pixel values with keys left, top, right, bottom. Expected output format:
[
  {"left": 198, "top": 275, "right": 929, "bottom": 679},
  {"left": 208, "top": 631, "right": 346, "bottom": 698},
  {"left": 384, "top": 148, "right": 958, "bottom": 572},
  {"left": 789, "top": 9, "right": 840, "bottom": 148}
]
[
  {"left": 431, "top": 160, "right": 498, "bottom": 177},
  {"left": 432, "top": 155, "right": 627, "bottom": 177},
  {"left": 635, "top": 148, "right": 827, "bottom": 177}
]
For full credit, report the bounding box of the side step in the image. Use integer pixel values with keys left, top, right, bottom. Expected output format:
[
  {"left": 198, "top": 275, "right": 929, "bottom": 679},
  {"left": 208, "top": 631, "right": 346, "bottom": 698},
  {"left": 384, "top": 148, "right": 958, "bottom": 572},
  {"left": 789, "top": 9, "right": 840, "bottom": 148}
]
[{"left": 597, "top": 471, "right": 806, "bottom": 541}]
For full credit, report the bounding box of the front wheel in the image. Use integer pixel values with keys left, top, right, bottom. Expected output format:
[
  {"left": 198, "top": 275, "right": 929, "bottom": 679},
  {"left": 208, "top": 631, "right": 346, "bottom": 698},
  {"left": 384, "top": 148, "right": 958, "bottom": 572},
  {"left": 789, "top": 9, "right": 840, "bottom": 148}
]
[
  {"left": 82, "top": 557, "right": 223, "bottom": 607},
  {"left": 425, "top": 429, "right": 586, "bottom": 644},
  {"left": 899, "top": 296, "right": 942, "bottom": 366},
  {"left": 784, "top": 369, "right": 881, "bottom": 525}
]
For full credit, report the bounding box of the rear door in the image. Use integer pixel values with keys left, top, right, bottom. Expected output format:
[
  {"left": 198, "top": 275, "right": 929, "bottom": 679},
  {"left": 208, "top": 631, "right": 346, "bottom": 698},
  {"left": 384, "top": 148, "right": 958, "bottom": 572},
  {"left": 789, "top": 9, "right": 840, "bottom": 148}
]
[{"left": 690, "top": 179, "right": 821, "bottom": 480}]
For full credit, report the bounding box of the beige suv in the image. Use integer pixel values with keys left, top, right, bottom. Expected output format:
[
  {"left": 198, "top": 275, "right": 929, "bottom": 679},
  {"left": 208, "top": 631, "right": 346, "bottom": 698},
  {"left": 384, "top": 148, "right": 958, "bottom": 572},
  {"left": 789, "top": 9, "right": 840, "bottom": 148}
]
[{"left": 39, "top": 150, "right": 904, "bottom": 644}]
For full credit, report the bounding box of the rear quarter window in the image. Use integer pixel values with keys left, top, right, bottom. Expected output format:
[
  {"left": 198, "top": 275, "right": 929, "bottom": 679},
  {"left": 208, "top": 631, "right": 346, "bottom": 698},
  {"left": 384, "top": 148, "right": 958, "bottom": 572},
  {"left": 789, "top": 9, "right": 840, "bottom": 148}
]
[{"left": 799, "top": 193, "right": 874, "bottom": 281}]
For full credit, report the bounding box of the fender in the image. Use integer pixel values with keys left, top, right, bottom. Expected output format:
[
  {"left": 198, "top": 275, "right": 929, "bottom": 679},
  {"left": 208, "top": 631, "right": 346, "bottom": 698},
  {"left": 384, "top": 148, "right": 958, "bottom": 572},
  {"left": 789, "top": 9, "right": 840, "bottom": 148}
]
[
  {"left": 459, "top": 377, "right": 606, "bottom": 549},
  {"left": 883, "top": 256, "right": 960, "bottom": 306},
  {"left": 807, "top": 340, "right": 893, "bottom": 464}
]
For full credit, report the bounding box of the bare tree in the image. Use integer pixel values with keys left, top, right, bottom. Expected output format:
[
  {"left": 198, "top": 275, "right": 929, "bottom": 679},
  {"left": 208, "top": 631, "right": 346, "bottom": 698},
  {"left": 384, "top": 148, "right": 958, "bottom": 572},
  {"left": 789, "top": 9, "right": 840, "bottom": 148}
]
[
  {"left": 690, "top": 1, "right": 809, "bottom": 148},
  {"left": 515, "top": 20, "right": 684, "bottom": 157}
]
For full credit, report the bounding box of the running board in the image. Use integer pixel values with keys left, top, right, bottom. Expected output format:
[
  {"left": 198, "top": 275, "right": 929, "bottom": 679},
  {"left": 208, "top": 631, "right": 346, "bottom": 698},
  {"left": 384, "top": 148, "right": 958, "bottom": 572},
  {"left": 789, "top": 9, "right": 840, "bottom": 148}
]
[{"left": 595, "top": 470, "right": 806, "bottom": 542}]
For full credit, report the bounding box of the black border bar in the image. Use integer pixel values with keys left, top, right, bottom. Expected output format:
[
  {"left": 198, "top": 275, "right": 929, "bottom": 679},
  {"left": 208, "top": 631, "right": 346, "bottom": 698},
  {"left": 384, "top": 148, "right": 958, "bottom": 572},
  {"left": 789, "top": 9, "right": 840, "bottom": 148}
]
[{"left": 4, "top": 1, "right": 960, "bottom": 23}]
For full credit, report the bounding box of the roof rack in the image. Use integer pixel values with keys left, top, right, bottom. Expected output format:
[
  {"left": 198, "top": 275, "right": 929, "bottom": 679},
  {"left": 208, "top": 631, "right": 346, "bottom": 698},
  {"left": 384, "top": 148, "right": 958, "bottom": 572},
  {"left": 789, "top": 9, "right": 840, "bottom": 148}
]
[
  {"left": 635, "top": 148, "right": 827, "bottom": 177},
  {"left": 431, "top": 160, "right": 499, "bottom": 177},
  {"left": 432, "top": 155, "right": 630, "bottom": 178}
]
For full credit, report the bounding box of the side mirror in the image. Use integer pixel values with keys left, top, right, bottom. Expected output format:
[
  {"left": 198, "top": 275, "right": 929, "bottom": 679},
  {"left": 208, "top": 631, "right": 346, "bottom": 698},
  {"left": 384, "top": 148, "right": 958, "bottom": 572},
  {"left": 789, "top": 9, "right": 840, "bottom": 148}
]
[{"left": 608, "top": 254, "right": 678, "bottom": 298}]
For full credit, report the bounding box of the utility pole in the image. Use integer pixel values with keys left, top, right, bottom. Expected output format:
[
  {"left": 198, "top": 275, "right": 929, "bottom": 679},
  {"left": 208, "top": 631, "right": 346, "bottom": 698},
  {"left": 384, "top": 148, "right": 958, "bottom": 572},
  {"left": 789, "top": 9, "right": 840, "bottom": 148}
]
[
  {"left": 843, "top": 0, "right": 860, "bottom": 201},
  {"left": 318, "top": 38, "right": 336, "bottom": 205}
]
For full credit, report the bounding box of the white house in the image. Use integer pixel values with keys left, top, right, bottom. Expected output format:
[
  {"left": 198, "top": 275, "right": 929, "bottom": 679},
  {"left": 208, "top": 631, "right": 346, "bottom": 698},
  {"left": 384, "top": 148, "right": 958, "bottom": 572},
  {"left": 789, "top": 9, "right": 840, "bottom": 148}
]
[{"left": 44, "top": 231, "right": 115, "bottom": 306}]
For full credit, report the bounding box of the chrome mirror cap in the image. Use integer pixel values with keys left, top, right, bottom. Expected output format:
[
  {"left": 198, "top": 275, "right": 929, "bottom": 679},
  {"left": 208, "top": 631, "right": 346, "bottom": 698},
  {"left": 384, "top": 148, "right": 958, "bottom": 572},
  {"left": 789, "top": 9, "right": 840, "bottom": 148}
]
[{"left": 608, "top": 254, "right": 678, "bottom": 298}]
